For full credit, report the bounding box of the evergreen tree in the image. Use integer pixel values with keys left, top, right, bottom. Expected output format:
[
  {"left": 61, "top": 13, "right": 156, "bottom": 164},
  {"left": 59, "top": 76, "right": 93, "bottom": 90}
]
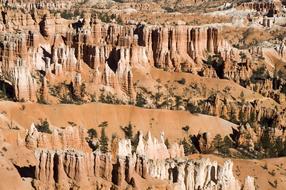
[
  {"left": 120, "top": 122, "right": 134, "bottom": 139},
  {"left": 131, "top": 131, "right": 140, "bottom": 152},
  {"left": 98, "top": 121, "right": 108, "bottom": 128},
  {"left": 239, "top": 91, "right": 245, "bottom": 105},
  {"left": 87, "top": 128, "right": 97, "bottom": 139},
  {"left": 98, "top": 121, "right": 109, "bottom": 153},
  {"left": 181, "top": 138, "right": 193, "bottom": 156},
  {"left": 154, "top": 81, "right": 162, "bottom": 108},
  {"left": 175, "top": 95, "right": 183, "bottom": 110},
  {"left": 187, "top": 102, "right": 201, "bottom": 114},
  {"left": 35, "top": 119, "right": 52, "bottom": 134},
  {"left": 274, "top": 137, "right": 284, "bottom": 157},
  {"left": 221, "top": 136, "right": 233, "bottom": 156},
  {"left": 249, "top": 111, "right": 256, "bottom": 126},
  {"left": 135, "top": 92, "right": 147, "bottom": 107},
  {"left": 229, "top": 108, "right": 238, "bottom": 124},
  {"left": 281, "top": 139, "right": 286, "bottom": 156},
  {"left": 213, "top": 134, "right": 223, "bottom": 151},
  {"left": 260, "top": 129, "right": 272, "bottom": 157},
  {"left": 238, "top": 109, "right": 245, "bottom": 124},
  {"left": 100, "top": 127, "right": 109, "bottom": 153}
]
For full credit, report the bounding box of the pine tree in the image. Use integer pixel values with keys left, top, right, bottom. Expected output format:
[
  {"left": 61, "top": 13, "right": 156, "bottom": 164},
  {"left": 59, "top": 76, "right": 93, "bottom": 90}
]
[
  {"left": 87, "top": 128, "right": 97, "bottom": 139},
  {"left": 35, "top": 119, "right": 52, "bottom": 134},
  {"left": 281, "top": 139, "right": 286, "bottom": 156},
  {"left": 260, "top": 128, "right": 272, "bottom": 157},
  {"left": 175, "top": 95, "right": 183, "bottom": 110},
  {"left": 249, "top": 111, "right": 256, "bottom": 126},
  {"left": 229, "top": 108, "right": 238, "bottom": 124},
  {"left": 238, "top": 109, "right": 245, "bottom": 124},
  {"left": 221, "top": 136, "right": 233, "bottom": 156},
  {"left": 213, "top": 134, "right": 223, "bottom": 151},
  {"left": 132, "top": 131, "right": 140, "bottom": 152},
  {"left": 100, "top": 127, "right": 109, "bottom": 153},
  {"left": 154, "top": 81, "right": 162, "bottom": 108},
  {"left": 181, "top": 138, "right": 193, "bottom": 156},
  {"left": 135, "top": 92, "right": 147, "bottom": 107},
  {"left": 274, "top": 137, "right": 284, "bottom": 157},
  {"left": 239, "top": 91, "right": 245, "bottom": 105},
  {"left": 120, "top": 122, "right": 134, "bottom": 139},
  {"left": 98, "top": 121, "right": 108, "bottom": 128},
  {"left": 98, "top": 121, "right": 109, "bottom": 153}
]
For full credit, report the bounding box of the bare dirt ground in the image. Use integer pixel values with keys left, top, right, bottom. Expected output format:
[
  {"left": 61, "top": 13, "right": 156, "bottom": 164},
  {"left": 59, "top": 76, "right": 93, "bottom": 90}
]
[{"left": 0, "top": 101, "right": 236, "bottom": 142}]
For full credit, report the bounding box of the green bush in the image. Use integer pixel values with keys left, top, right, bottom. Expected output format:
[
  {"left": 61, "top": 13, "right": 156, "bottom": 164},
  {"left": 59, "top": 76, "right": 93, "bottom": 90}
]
[
  {"left": 120, "top": 122, "right": 134, "bottom": 139},
  {"left": 98, "top": 121, "right": 109, "bottom": 153},
  {"left": 87, "top": 128, "right": 97, "bottom": 139},
  {"left": 35, "top": 119, "right": 52, "bottom": 134},
  {"left": 177, "top": 78, "right": 186, "bottom": 85}
]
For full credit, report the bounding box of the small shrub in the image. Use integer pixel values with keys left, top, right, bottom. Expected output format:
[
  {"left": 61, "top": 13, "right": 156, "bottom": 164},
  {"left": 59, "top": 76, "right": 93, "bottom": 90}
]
[
  {"left": 268, "top": 180, "right": 278, "bottom": 188},
  {"left": 135, "top": 92, "right": 147, "bottom": 107},
  {"left": 20, "top": 105, "right": 26, "bottom": 111},
  {"left": 35, "top": 119, "right": 52, "bottom": 134},
  {"left": 120, "top": 122, "right": 135, "bottom": 139},
  {"left": 187, "top": 102, "right": 201, "bottom": 114},
  {"left": 182, "top": 125, "right": 190, "bottom": 133},
  {"left": 261, "top": 163, "right": 268, "bottom": 170},
  {"left": 269, "top": 170, "right": 276, "bottom": 176},
  {"left": 180, "top": 138, "right": 194, "bottom": 156},
  {"left": 37, "top": 96, "right": 48, "bottom": 104},
  {"left": 177, "top": 78, "right": 186, "bottom": 85},
  {"left": 68, "top": 121, "right": 77, "bottom": 127},
  {"left": 87, "top": 128, "right": 97, "bottom": 139}
]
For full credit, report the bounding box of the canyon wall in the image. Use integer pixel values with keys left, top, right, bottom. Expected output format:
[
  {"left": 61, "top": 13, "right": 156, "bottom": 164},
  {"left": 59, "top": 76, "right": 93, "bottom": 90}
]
[
  {"left": 0, "top": 10, "right": 230, "bottom": 101},
  {"left": 20, "top": 124, "right": 256, "bottom": 190}
]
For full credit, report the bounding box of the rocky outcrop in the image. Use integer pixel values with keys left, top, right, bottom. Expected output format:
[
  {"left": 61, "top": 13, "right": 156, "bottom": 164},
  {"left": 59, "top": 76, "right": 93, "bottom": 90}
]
[
  {"left": 33, "top": 149, "right": 113, "bottom": 190},
  {"left": 4, "top": 0, "right": 80, "bottom": 12},
  {"left": 0, "top": 8, "right": 232, "bottom": 101},
  {"left": 147, "top": 158, "right": 256, "bottom": 190},
  {"left": 237, "top": 1, "right": 279, "bottom": 15},
  {"left": 21, "top": 124, "right": 256, "bottom": 190},
  {"left": 243, "top": 176, "right": 256, "bottom": 190},
  {"left": 13, "top": 65, "right": 37, "bottom": 101},
  {"left": 136, "top": 131, "right": 184, "bottom": 160},
  {"left": 32, "top": 148, "right": 255, "bottom": 190},
  {"left": 25, "top": 123, "right": 91, "bottom": 151}
]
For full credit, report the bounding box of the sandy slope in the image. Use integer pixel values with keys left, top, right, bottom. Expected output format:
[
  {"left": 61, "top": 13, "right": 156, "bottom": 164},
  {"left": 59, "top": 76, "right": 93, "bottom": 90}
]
[{"left": 0, "top": 101, "right": 236, "bottom": 141}]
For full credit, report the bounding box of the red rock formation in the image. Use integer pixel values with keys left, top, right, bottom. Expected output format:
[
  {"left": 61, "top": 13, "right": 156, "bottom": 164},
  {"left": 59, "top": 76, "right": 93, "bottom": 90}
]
[{"left": 0, "top": 8, "right": 231, "bottom": 101}]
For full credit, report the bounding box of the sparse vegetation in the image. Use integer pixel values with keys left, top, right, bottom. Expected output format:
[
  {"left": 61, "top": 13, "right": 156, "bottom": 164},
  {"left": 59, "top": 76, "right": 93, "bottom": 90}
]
[
  {"left": 182, "top": 125, "right": 190, "bottom": 134},
  {"left": 177, "top": 78, "right": 186, "bottom": 85},
  {"left": 135, "top": 92, "right": 147, "bottom": 107},
  {"left": 35, "top": 119, "right": 52, "bottom": 134},
  {"left": 98, "top": 121, "right": 109, "bottom": 153},
  {"left": 87, "top": 128, "right": 97, "bottom": 139},
  {"left": 180, "top": 137, "right": 195, "bottom": 156},
  {"left": 120, "top": 122, "right": 135, "bottom": 140}
]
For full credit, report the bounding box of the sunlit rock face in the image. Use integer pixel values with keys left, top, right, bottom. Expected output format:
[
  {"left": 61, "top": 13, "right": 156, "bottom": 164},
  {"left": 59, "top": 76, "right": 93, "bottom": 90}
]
[
  {"left": 0, "top": 8, "right": 231, "bottom": 101},
  {"left": 22, "top": 126, "right": 255, "bottom": 190},
  {"left": 32, "top": 149, "right": 255, "bottom": 190},
  {"left": 39, "top": 13, "right": 56, "bottom": 38},
  {"left": 136, "top": 131, "right": 183, "bottom": 160}
]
